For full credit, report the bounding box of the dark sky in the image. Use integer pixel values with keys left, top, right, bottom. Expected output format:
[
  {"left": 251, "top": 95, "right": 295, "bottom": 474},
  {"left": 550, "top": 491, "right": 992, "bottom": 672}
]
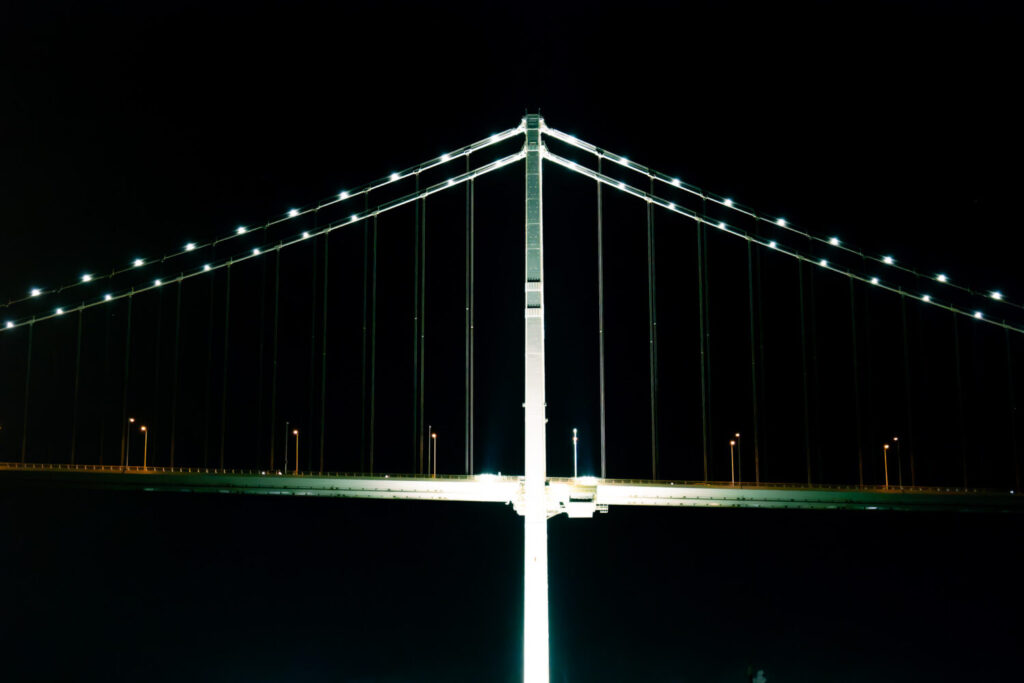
[{"left": 2, "top": 1, "right": 1024, "bottom": 681}]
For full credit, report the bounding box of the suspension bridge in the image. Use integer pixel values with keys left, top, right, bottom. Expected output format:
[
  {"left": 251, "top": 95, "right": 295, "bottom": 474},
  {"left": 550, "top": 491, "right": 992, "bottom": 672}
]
[{"left": 2, "top": 114, "right": 1022, "bottom": 682}]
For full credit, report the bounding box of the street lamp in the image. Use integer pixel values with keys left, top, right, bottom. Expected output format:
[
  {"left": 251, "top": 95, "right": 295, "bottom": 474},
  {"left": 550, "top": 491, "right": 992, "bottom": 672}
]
[
  {"left": 893, "top": 436, "right": 903, "bottom": 488},
  {"left": 140, "top": 425, "right": 148, "bottom": 469},
  {"left": 572, "top": 428, "right": 579, "bottom": 478},
  {"left": 729, "top": 439, "right": 736, "bottom": 485},
  {"left": 883, "top": 444, "right": 890, "bottom": 489},
  {"left": 125, "top": 417, "right": 135, "bottom": 469},
  {"left": 735, "top": 432, "right": 742, "bottom": 484},
  {"left": 431, "top": 432, "right": 438, "bottom": 478},
  {"left": 293, "top": 429, "right": 299, "bottom": 475}
]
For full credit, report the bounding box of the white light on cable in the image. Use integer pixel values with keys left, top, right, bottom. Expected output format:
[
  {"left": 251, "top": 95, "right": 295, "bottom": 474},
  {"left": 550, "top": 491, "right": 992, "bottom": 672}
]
[
  {"left": 203, "top": 264, "right": 211, "bottom": 272},
  {"left": 302, "top": 231, "right": 311, "bottom": 239},
  {"left": 236, "top": 226, "right": 247, "bottom": 235},
  {"left": 5, "top": 321, "right": 13, "bottom": 329},
  {"left": 883, "top": 255, "right": 895, "bottom": 265},
  {"left": 672, "top": 178, "right": 681, "bottom": 187},
  {"left": 288, "top": 209, "right": 299, "bottom": 218},
  {"left": 819, "top": 259, "right": 828, "bottom": 267},
  {"left": 937, "top": 273, "right": 948, "bottom": 283},
  {"left": 441, "top": 153, "right": 450, "bottom": 162},
  {"left": 252, "top": 248, "right": 261, "bottom": 256},
  {"left": 922, "top": 294, "right": 931, "bottom": 302},
  {"left": 974, "top": 311, "right": 984, "bottom": 319},
  {"left": 350, "top": 214, "right": 358, "bottom": 222},
  {"left": 619, "top": 157, "right": 629, "bottom": 166},
  {"left": 617, "top": 182, "right": 625, "bottom": 190},
  {"left": 667, "top": 202, "right": 675, "bottom": 210},
  {"left": 723, "top": 198, "right": 733, "bottom": 207},
  {"left": 829, "top": 237, "right": 840, "bottom": 246},
  {"left": 104, "top": 294, "right": 113, "bottom": 301},
  {"left": 870, "top": 277, "right": 879, "bottom": 285},
  {"left": 991, "top": 291, "right": 1003, "bottom": 300},
  {"left": 30, "top": 288, "right": 42, "bottom": 297},
  {"left": 56, "top": 308, "right": 64, "bottom": 315},
  {"left": 154, "top": 279, "right": 162, "bottom": 287},
  {"left": 768, "top": 241, "right": 777, "bottom": 249},
  {"left": 185, "top": 243, "right": 196, "bottom": 252},
  {"left": 448, "top": 178, "right": 456, "bottom": 186},
  {"left": 133, "top": 258, "right": 144, "bottom": 267},
  {"left": 718, "top": 222, "right": 726, "bottom": 230},
  {"left": 81, "top": 274, "right": 93, "bottom": 282},
  {"left": 390, "top": 172, "right": 400, "bottom": 181},
  {"left": 339, "top": 191, "right": 349, "bottom": 200}
]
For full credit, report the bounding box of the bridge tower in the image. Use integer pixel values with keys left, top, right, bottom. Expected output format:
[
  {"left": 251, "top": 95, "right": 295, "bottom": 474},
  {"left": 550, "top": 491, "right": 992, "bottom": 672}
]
[{"left": 522, "top": 113, "right": 549, "bottom": 683}]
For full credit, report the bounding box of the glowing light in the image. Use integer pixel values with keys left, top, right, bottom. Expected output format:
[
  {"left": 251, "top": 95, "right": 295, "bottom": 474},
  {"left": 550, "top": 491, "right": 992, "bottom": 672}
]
[
  {"left": 718, "top": 222, "right": 726, "bottom": 230},
  {"left": 30, "top": 288, "right": 42, "bottom": 297},
  {"left": 937, "top": 273, "right": 948, "bottom": 283},
  {"left": 252, "top": 248, "right": 261, "bottom": 256},
  {"left": 619, "top": 156, "right": 629, "bottom": 165},
  {"left": 768, "top": 241, "right": 777, "bottom": 249},
  {"left": 723, "top": 198, "right": 733, "bottom": 207},
  {"left": 922, "top": 294, "right": 931, "bottom": 302},
  {"left": 302, "top": 231, "right": 311, "bottom": 239},
  {"left": 448, "top": 178, "right": 456, "bottom": 186},
  {"left": 441, "top": 153, "right": 450, "bottom": 162},
  {"left": 776, "top": 218, "right": 786, "bottom": 227},
  {"left": 882, "top": 255, "right": 895, "bottom": 265},
  {"left": 829, "top": 237, "right": 840, "bottom": 246},
  {"left": 154, "top": 279, "right": 163, "bottom": 287},
  {"left": 991, "top": 291, "right": 1003, "bottom": 300},
  {"left": 5, "top": 321, "right": 12, "bottom": 329},
  {"left": 667, "top": 202, "right": 675, "bottom": 210},
  {"left": 819, "top": 259, "right": 828, "bottom": 267},
  {"left": 870, "top": 277, "right": 879, "bottom": 285},
  {"left": 339, "top": 191, "right": 349, "bottom": 200},
  {"left": 617, "top": 182, "right": 625, "bottom": 190},
  {"left": 672, "top": 178, "right": 681, "bottom": 187},
  {"left": 236, "top": 226, "right": 247, "bottom": 235},
  {"left": 133, "top": 259, "right": 144, "bottom": 267},
  {"left": 350, "top": 214, "right": 359, "bottom": 222},
  {"left": 974, "top": 311, "right": 983, "bottom": 319},
  {"left": 104, "top": 294, "right": 113, "bottom": 301},
  {"left": 390, "top": 172, "right": 400, "bottom": 181},
  {"left": 203, "top": 264, "right": 211, "bottom": 272},
  {"left": 185, "top": 243, "right": 196, "bottom": 251},
  {"left": 288, "top": 209, "right": 299, "bottom": 218},
  {"left": 55, "top": 308, "right": 64, "bottom": 315},
  {"left": 81, "top": 274, "right": 93, "bottom": 282}
]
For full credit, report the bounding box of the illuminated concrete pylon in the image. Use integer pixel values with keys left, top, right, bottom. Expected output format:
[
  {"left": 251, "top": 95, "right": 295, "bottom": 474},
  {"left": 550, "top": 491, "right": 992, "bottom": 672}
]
[{"left": 521, "top": 113, "right": 549, "bottom": 683}]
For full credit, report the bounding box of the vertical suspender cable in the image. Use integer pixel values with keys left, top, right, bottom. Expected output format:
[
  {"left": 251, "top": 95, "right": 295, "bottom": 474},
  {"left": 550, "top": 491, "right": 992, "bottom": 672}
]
[
  {"left": 465, "top": 154, "right": 473, "bottom": 475},
  {"left": 646, "top": 177, "right": 659, "bottom": 479},
  {"left": 203, "top": 273, "right": 215, "bottom": 468},
  {"left": 256, "top": 250, "right": 268, "bottom": 467},
  {"left": 862, "top": 272, "right": 874, "bottom": 481},
  {"left": 900, "top": 293, "right": 915, "bottom": 485},
  {"left": 1005, "top": 324, "right": 1019, "bottom": 490},
  {"left": 20, "top": 321, "right": 34, "bottom": 463},
  {"left": 269, "top": 245, "right": 281, "bottom": 471},
  {"left": 169, "top": 277, "right": 182, "bottom": 467},
  {"left": 319, "top": 225, "right": 330, "bottom": 474},
  {"left": 849, "top": 279, "right": 864, "bottom": 485},
  {"left": 798, "top": 262, "right": 812, "bottom": 484},
  {"left": 808, "top": 263, "right": 821, "bottom": 481},
  {"left": 119, "top": 295, "right": 134, "bottom": 466},
  {"left": 70, "top": 309, "right": 83, "bottom": 464},
  {"left": 413, "top": 174, "right": 421, "bottom": 473},
  {"left": 360, "top": 194, "right": 370, "bottom": 473},
  {"left": 597, "top": 156, "right": 607, "bottom": 479},
  {"left": 745, "top": 240, "right": 761, "bottom": 484},
  {"left": 219, "top": 263, "right": 232, "bottom": 470},
  {"left": 369, "top": 213, "right": 379, "bottom": 474},
  {"left": 754, "top": 217, "right": 768, "bottom": 480},
  {"left": 307, "top": 225, "right": 320, "bottom": 473},
  {"left": 696, "top": 202, "right": 710, "bottom": 481},
  {"left": 469, "top": 177, "right": 476, "bottom": 476},
  {"left": 418, "top": 196, "right": 427, "bottom": 475},
  {"left": 952, "top": 311, "right": 967, "bottom": 487},
  {"left": 152, "top": 288, "right": 164, "bottom": 464}
]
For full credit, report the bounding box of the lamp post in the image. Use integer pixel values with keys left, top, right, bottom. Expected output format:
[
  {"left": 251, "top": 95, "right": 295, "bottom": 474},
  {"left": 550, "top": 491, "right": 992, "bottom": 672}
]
[
  {"left": 125, "top": 417, "right": 135, "bottom": 470},
  {"left": 735, "top": 432, "right": 742, "bottom": 485},
  {"left": 293, "top": 429, "right": 299, "bottom": 475},
  {"left": 572, "top": 428, "right": 579, "bottom": 479},
  {"left": 893, "top": 436, "right": 903, "bottom": 488},
  {"left": 140, "top": 425, "right": 148, "bottom": 469},
  {"left": 729, "top": 439, "right": 736, "bottom": 485},
  {"left": 432, "top": 432, "right": 438, "bottom": 478},
  {"left": 883, "top": 443, "right": 890, "bottom": 489}
]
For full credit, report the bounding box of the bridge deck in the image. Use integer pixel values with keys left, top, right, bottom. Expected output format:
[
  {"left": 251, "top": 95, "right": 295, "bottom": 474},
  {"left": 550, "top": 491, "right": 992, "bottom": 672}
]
[{"left": 2, "top": 463, "right": 1021, "bottom": 513}]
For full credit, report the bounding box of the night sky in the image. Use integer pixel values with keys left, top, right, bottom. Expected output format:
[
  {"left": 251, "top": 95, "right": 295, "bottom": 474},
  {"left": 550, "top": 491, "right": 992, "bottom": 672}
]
[{"left": 3, "top": 2, "right": 1024, "bottom": 681}]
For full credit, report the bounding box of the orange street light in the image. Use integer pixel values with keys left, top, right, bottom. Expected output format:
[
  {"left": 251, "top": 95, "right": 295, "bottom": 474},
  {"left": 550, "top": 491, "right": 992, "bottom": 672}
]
[
  {"left": 140, "top": 425, "right": 148, "bottom": 469},
  {"left": 293, "top": 429, "right": 299, "bottom": 475}
]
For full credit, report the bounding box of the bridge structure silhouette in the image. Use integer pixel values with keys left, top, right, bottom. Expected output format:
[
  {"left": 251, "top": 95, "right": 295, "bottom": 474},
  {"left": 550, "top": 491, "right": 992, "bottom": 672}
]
[{"left": 2, "top": 114, "right": 1022, "bottom": 682}]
